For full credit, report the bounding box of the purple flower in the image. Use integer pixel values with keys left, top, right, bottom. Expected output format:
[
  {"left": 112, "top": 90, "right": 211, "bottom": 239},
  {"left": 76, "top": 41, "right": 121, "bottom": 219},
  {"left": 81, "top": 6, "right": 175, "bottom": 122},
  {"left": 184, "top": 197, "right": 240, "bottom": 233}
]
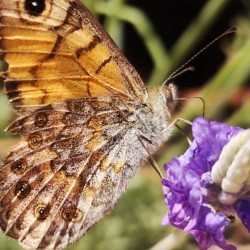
[{"left": 162, "top": 117, "right": 245, "bottom": 250}]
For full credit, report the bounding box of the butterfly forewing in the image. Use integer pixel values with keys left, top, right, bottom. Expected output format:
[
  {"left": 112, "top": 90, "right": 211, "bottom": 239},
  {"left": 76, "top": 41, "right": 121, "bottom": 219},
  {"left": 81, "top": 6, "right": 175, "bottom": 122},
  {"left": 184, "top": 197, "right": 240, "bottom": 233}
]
[{"left": 0, "top": 0, "right": 147, "bottom": 112}]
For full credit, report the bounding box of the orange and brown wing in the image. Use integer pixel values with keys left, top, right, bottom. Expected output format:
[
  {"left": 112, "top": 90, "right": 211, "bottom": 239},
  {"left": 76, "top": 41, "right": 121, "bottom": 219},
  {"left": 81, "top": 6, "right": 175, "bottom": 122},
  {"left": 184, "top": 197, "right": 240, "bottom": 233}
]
[{"left": 0, "top": 0, "right": 147, "bottom": 112}]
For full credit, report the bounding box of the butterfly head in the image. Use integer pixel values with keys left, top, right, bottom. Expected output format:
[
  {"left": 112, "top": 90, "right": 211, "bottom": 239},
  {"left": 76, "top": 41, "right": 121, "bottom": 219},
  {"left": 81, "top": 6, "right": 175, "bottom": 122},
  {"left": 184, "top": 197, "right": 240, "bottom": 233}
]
[
  {"left": 150, "top": 83, "right": 178, "bottom": 119},
  {"left": 147, "top": 83, "right": 178, "bottom": 133},
  {"left": 160, "top": 83, "right": 178, "bottom": 113}
]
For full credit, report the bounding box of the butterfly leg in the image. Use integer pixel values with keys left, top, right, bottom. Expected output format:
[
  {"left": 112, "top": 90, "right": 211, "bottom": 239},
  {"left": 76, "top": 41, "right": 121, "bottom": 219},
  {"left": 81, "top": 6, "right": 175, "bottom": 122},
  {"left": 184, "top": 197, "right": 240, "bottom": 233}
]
[
  {"left": 164, "top": 118, "right": 193, "bottom": 145},
  {"left": 138, "top": 135, "right": 164, "bottom": 178}
]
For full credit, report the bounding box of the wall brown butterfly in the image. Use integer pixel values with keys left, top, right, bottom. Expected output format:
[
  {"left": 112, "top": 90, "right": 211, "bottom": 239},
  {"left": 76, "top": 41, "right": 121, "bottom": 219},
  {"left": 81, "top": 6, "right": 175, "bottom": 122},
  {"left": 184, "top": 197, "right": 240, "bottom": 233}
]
[{"left": 0, "top": 0, "right": 177, "bottom": 249}]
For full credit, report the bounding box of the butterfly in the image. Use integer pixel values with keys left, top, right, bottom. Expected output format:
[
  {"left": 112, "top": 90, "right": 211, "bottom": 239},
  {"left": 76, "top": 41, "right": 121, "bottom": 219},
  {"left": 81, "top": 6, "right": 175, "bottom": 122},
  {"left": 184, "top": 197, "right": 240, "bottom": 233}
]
[{"left": 0, "top": 0, "right": 177, "bottom": 249}]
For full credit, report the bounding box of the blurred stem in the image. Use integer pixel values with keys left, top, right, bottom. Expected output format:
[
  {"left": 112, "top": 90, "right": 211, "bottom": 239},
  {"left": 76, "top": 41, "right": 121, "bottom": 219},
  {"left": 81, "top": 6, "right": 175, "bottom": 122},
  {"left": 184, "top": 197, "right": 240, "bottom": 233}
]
[
  {"left": 168, "top": 0, "right": 231, "bottom": 76},
  {"left": 150, "top": 229, "right": 189, "bottom": 250},
  {"left": 103, "top": 0, "right": 126, "bottom": 49},
  {"left": 95, "top": 1, "right": 170, "bottom": 85},
  {"left": 82, "top": 0, "right": 98, "bottom": 13},
  {"left": 0, "top": 92, "right": 11, "bottom": 136},
  {"left": 178, "top": 39, "right": 250, "bottom": 121},
  {"left": 227, "top": 99, "right": 250, "bottom": 127}
]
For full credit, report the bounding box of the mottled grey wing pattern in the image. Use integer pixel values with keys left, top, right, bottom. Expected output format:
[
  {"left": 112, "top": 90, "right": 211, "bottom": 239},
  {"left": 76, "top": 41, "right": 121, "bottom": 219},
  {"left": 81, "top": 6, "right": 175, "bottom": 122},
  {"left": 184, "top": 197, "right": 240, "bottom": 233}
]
[{"left": 0, "top": 97, "right": 154, "bottom": 249}]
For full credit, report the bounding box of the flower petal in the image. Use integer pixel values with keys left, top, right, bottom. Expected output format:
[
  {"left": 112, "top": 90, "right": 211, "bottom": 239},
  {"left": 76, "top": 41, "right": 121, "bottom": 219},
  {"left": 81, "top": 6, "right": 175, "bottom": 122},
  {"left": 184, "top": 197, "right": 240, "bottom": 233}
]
[{"left": 162, "top": 117, "right": 242, "bottom": 250}]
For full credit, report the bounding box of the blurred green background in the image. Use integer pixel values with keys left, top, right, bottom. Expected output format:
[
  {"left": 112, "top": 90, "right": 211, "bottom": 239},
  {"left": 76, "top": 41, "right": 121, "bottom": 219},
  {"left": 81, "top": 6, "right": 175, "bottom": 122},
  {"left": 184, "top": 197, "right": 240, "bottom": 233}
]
[{"left": 0, "top": 0, "right": 250, "bottom": 249}]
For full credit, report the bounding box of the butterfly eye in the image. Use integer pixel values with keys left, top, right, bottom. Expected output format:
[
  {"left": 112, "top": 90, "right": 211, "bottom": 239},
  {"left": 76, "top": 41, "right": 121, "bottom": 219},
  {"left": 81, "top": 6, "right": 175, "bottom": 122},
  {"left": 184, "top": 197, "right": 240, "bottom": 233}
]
[
  {"left": 62, "top": 208, "right": 83, "bottom": 222},
  {"left": 34, "top": 112, "right": 48, "bottom": 128},
  {"left": 15, "top": 181, "right": 31, "bottom": 199},
  {"left": 28, "top": 133, "right": 43, "bottom": 149},
  {"left": 24, "top": 0, "right": 46, "bottom": 16},
  {"left": 34, "top": 203, "right": 50, "bottom": 220},
  {"left": 11, "top": 159, "right": 27, "bottom": 174},
  {"left": 161, "top": 84, "right": 178, "bottom": 111}
]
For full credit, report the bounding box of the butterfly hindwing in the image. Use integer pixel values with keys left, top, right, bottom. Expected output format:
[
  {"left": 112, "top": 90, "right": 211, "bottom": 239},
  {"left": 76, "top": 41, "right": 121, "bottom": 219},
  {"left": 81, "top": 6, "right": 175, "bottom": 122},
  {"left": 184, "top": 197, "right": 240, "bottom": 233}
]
[{"left": 0, "top": 96, "right": 152, "bottom": 249}]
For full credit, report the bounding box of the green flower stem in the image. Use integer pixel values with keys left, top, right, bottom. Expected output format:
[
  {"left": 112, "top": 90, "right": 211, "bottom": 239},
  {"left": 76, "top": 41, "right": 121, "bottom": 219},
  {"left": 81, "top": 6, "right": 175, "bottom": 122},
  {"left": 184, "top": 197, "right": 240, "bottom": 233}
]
[
  {"left": 178, "top": 39, "right": 250, "bottom": 121},
  {"left": 0, "top": 92, "right": 12, "bottom": 137},
  {"left": 227, "top": 99, "right": 250, "bottom": 127},
  {"left": 150, "top": 229, "right": 189, "bottom": 250},
  {"left": 103, "top": 0, "right": 126, "bottom": 49}
]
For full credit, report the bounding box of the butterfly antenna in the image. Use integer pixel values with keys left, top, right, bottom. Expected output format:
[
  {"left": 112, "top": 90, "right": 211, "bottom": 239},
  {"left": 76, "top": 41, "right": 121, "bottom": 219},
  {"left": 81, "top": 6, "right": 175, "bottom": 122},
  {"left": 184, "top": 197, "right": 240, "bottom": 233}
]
[
  {"left": 164, "top": 66, "right": 195, "bottom": 84},
  {"left": 163, "top": 27, "right": 236, "bottom": 85}
]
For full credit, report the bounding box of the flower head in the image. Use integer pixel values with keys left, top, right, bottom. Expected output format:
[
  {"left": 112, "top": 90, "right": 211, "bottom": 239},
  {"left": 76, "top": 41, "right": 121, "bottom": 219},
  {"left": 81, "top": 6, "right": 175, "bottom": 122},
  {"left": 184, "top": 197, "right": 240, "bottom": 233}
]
[{"left": 162, "top": 117, "right": 246, "bottom": 250}]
